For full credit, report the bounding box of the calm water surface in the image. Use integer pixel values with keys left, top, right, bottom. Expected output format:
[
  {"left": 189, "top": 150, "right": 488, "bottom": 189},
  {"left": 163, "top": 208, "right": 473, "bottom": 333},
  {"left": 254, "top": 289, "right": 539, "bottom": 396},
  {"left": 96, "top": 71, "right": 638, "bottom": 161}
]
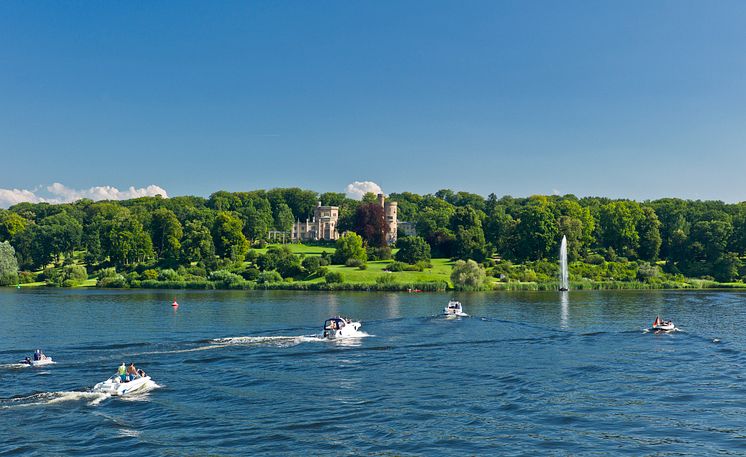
[{"left": 1, "top": 289, "right": 746, "bottom": 456}]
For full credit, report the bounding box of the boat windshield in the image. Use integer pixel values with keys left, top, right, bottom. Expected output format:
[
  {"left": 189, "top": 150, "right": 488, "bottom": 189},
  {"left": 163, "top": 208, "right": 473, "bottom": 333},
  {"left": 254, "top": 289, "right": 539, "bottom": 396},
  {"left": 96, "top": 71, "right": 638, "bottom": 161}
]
[{"left": 324, "top": 318, "right": 345, "bottom": 329}]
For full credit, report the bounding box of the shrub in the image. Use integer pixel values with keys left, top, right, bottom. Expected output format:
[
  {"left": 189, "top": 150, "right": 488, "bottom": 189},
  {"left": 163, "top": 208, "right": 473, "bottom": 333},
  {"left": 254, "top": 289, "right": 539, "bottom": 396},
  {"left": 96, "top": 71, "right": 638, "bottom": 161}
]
[
  {"left": 345, "top": 258, "right": 365, "bottom": 268},
  {"left": 18, "top": 271, "right": 36, "bottom": 284},
  {"left": 97, "top": 274, "right": 128, "bottom": 288},
  {"left": 415, "top": 260, "right": 431, "bottom": 270},
  {"left": 319, "top": 252, "right": 331, "bottom": 266},
  {"left": 257, "top": 270, "right": 282, "bottom": 284},
  {"left": 450, "top": 259, "right": 487, "bottom": 290},
  {"left": 159, "top": 269, "right": 182, "bottom": 281},
  {"left": 141, "top": 269, "right": 159, "bottom": 280},
  {"left": 376, "top": 273, "right": 395, "bottom": 285},
  {"left": 245, "top": 249, "right": 259, "bottom": 263},
  {"left": 302, "top": 256, "right": 321, "bottom": 275},
  {"left": 184, "top": 265, "right": 207, "bottom": 278},
  {"left": 97, "top": 267, "right": 118, "bottom": 279},
  {"left": 45, "top": 265, "right": 88, "bottom": 287},
  {"left": 210, "top": 269, "right": 244, "bottom": 287},
  {"left": 367, "top": 246, "right": 392, "bottom": 261},
  {"left": 385, "top": 261, "right": 405, "bottom": 272},
  {"left": 324, "top": 271, "right": 343, "bottom": 283},
  {"left": 585, "top": 253, "right": 605, "bottom": 265},
  {"left": 332, "top": 232, "right": 367, "bottom": 264},
  {"left": 241, "top": 267, "right": 260, "bottom": 281},
  {"left": 636, "top": 262, "right": 660, "bottom": 282}
]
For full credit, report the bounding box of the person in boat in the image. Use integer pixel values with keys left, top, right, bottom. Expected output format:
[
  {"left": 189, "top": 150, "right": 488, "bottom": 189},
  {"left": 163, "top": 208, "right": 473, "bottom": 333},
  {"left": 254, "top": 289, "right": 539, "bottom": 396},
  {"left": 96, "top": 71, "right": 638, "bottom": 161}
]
[
  {"left": 24, "top": 357, "right": 31, "bottom": 364},
  {"left": 126, "top": 363, "right": 138, "bottom": 381},
  {"left": 137, "top": 369, "right": 146, "bottom": 378},
  {"left": 118, "top": 362, "right": 127, "bottom": 382},
  {"left": 34, "top": 349, "right": 41, "bottom": 361}
]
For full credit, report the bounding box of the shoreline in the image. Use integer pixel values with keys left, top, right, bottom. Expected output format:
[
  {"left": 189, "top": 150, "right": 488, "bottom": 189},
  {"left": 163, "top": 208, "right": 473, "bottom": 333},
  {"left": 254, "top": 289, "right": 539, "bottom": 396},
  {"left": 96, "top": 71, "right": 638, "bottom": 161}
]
[{"left": 9, "top": 279, "right": 746, "bottom": 292}]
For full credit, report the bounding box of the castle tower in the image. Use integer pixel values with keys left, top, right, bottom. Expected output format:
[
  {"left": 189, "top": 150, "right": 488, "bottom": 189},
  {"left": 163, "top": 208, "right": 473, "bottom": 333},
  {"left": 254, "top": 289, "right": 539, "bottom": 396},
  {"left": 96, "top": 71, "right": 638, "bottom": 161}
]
[{"left": 378, "top": 193, "right": 398, "bottom": 244}]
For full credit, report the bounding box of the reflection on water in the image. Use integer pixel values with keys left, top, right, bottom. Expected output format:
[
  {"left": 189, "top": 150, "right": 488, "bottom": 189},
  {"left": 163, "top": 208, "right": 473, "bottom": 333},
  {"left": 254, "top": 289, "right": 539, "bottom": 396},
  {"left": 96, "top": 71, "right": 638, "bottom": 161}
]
[
  {"left": 560, "top": 291, "right": 569, "bottom": 329},
  {"left": 382, "top": 293, "right": 401, "bottom": 319}
]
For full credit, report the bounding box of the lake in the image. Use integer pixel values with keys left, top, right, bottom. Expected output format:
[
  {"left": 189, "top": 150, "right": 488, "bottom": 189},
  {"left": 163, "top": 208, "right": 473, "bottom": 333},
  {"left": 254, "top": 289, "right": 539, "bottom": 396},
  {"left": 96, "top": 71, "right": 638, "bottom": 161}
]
[{"left": 1, "top": 289, "right": 745, "bottom": 456}]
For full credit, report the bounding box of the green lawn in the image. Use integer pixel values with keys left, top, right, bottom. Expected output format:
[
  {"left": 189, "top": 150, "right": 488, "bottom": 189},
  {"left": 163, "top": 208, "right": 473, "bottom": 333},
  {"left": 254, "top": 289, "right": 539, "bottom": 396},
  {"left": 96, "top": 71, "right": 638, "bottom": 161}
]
[
  {"left": 322, "top": 258, "right": 453, "bottom": 285},
  {"left": 253, "top": 243, "right": 337, "bottom": 256},
  {"left": 255, "top": 244, "right": 452, "bottom": 285}
]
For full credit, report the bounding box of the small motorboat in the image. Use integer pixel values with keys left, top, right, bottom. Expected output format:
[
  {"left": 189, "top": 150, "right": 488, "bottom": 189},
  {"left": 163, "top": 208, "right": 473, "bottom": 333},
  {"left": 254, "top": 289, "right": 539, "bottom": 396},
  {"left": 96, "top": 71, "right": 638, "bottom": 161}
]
[
  {"left": 443, "top": 300, "right": 468, "bottom": 318},
  {"left": 651, "top": 316, "right": 675, "bottom": 332},
  {"left": 93, "top": 373, "right": 152, "bottom": 396},
  {"left": 21, "top": 356, "right": 55, "bottom": 367},
  {"left": 21, "top": 350, "right": 55, "bottom": 367},
  {"left": 323, "top": 316, "right": 362, "bottom": 339}
]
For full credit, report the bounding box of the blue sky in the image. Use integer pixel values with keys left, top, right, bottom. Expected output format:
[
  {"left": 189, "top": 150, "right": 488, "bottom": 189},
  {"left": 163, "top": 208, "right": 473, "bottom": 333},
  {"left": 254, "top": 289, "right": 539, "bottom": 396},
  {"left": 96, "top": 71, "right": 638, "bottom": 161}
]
[{"left": 1, "top": 1, "right": 745, "bottom": 204}]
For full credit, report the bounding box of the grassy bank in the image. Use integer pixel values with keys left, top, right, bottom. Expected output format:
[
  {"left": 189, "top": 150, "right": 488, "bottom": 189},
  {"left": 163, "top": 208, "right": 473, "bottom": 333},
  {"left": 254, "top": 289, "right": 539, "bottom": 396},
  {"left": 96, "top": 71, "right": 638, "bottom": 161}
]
[{"left": 8, "top": 243, "right": 746, "bottom": 292}]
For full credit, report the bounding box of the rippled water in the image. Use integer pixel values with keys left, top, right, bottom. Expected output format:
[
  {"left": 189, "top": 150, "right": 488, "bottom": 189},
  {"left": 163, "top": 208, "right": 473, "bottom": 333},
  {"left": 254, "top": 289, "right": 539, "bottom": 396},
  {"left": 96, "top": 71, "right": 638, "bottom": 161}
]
[{"left": 2, "top": 289, "right": 746, "bottom": 456}]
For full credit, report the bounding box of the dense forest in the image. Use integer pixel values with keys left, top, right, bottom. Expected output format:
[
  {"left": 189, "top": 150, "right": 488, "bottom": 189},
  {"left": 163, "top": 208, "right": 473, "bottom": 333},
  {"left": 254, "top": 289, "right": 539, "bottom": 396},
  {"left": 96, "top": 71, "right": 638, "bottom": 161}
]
[{"left": 0, "top": 187, "right": 745, "bottom": 289}]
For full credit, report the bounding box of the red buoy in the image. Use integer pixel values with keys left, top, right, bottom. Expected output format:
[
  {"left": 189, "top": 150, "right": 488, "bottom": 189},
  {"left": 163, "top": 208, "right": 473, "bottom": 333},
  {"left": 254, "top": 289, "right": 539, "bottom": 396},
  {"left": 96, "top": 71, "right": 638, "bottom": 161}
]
[{"left": 172, "top": 298, "right": 179, "bottom": 308}]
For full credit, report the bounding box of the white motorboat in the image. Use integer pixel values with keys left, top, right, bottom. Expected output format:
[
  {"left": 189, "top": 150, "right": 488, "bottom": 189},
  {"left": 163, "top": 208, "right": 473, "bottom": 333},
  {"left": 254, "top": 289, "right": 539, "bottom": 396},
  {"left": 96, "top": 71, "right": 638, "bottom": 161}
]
[
  {"left": 651, "top": 316, "right": 675, "bottom": 332},
  {"left": 443, "top": 300, "right": 468, "bottom": 317},
  {"left": 21, "top": 356, "right": 55, "bottom": 367},
  {"left": 323, "top": 316, "right": 362, "bottom": 339},
  {"left": 93, "top": 374, "right": 152, "bottom": 396}
]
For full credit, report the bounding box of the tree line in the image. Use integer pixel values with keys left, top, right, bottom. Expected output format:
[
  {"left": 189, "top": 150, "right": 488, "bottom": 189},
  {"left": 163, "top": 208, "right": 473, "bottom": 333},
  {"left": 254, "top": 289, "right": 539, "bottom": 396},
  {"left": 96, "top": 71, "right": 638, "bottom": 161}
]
[{"left": 1, "top": 187, "right": 745, "bottom": 285}]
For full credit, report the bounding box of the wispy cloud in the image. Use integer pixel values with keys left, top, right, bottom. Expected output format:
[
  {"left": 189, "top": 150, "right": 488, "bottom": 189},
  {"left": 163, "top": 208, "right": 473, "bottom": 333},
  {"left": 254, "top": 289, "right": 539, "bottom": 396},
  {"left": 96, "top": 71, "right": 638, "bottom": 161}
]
[
  {"left": 345, "top": 181, "right": 383, "bottom": 200},
  {"left": 0, "top": 183, "right": 168, "bottom": 208}
]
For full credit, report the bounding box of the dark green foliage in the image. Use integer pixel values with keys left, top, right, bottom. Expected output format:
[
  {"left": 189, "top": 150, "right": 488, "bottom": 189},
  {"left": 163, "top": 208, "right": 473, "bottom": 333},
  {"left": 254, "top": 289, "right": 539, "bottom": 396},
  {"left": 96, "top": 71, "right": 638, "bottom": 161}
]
[
  {"left": 345, "top": 258, "right": 365, "bottom": 268},
  {"left": 150, "top": 208, "right": 183, "bottom": 263},
  {"left": 332, "top": 232, "right": 367, "bottom": 264},
  {"left": 324, "top": 271, "right": 343, "bottom": 283},
  {"left": 44, "top": 264, "right": 88, "bottom": 287},
  {"left": 212, "top": 211, "right": 249, "bottom": 262},
  {"left": 509, "top": 198, "right": 558, "bottom": 261},
  {"left": 301, "top": 256, "right": 321, "bottom": 275},
  {"left": 395, "top": 236, "right": 431, "bottom": 264},
  {"left": 366, "top": 246, "right": 392, "bottom": 261},
  {"left": 256, "top": 246, "right": 303, "bottom": 278},
  {"left": 6, "top": 188, "right": 746, "bottom": 289}
]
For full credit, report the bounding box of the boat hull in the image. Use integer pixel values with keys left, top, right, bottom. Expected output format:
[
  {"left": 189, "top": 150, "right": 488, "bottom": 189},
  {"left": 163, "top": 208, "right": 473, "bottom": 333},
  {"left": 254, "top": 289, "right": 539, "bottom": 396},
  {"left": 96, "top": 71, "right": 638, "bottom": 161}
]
[
  {"left": 93, "top": 376, "right": 151, "bottom": 396},
  {"left": 21, "top": 358, "right": 54, "bottom": 367},
  {"left": 652, "top": 324, "right": 675, "bottom": 332}
]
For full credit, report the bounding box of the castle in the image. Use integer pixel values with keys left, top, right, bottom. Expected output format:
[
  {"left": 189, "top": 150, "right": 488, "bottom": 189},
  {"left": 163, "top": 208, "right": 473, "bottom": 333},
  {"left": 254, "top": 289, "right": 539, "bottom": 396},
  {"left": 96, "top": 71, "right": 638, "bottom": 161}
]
[
  {"left": 291, "top": 194, "right": 399, "bottom": 243},
  {"left": 291, "top": 202, "right": 340, "bottom": 242}
]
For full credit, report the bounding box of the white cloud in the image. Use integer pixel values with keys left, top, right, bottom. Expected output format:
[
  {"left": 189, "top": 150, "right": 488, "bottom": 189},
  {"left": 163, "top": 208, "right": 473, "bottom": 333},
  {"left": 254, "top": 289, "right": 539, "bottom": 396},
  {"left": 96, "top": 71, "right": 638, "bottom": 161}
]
[
  {"left": 345, "top": 181, "right": 383, "bottom": 200},
  {"left": 0, "top": 188, "right": 42, "bottom": 207},
  {"left": 552, "top": 189, "right": 561, "bottom": 196},
  {"left": 0, "top": 183, "right": 169, "bottom": 208}
]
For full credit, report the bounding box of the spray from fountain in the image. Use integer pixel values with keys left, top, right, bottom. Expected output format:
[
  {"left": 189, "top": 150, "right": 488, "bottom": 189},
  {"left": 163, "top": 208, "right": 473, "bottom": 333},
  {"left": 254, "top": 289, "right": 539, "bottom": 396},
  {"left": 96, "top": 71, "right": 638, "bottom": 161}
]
[{"left": 559, "top": 235, "right": 569, "bottom": 292}]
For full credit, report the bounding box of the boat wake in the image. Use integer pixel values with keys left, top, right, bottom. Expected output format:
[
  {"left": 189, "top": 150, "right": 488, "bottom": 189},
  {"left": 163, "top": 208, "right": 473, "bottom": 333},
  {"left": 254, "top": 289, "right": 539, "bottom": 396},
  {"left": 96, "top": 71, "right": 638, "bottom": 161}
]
[
  {"left": 337, "top": 330, "right": 371, "bottom": 339},
  {"left": 211, "top": 335, "right": 324, "bottom": 347},
  {"left": 0, "top": 391, "right": 110, "bottom": 409},
  {"left": 0, "top": 381, "right": 161, "bottom": 409},
  {"left": 0, "top": 362, "right": 31, "bottom": 370}
]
